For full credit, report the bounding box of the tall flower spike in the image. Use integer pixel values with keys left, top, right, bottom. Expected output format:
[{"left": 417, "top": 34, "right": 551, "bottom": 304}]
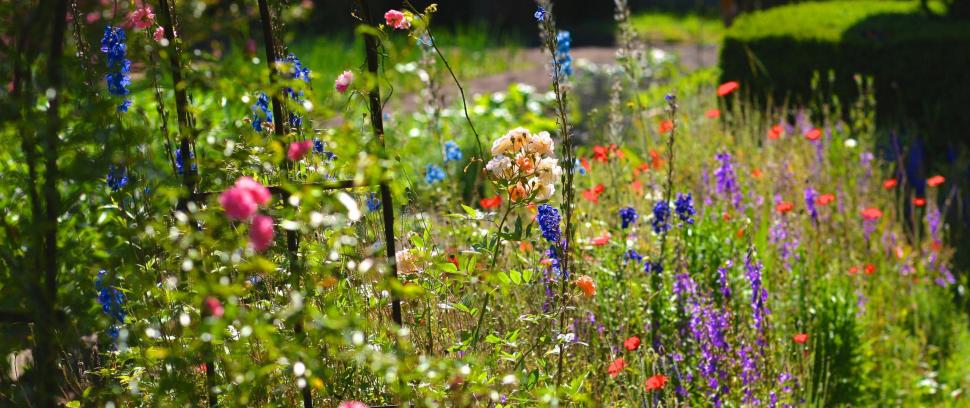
[{"left": 537, "top": 204, "right": 562, "bottom": 243}]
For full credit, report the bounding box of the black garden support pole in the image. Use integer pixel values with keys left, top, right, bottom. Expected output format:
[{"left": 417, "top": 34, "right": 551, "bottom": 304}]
[
  {"left": 156, "top": 1, "right": 214, "bottom": 406},
  {"left": 355, "top": 0, "right": 403, "bottom": 328},
  {"left": 255, "top": 1, "right": 313, "bottom": 406}
]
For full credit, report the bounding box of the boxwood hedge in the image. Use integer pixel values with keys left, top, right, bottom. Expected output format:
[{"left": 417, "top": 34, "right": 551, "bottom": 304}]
[{"left": 719, "top": 1, "right": 970, "bottom": 148}]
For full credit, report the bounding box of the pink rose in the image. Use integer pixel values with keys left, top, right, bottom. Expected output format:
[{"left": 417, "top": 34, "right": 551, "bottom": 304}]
[
  {"left": 249, "top": 214, "right": 275, "bottom": 252},
  {"left": 334, "top": 70, "right": 354, "bottom": 94},
  {"left": 153, "top": 26, "right": 165, "bottom": 42},
  {"left": 219, "top": 187, "right": 258, "bottom": 221},
  {"left": 337, "top": 402, "right": 368, "bottom": 408},
  {"left": 384, "top": 10, "right": 410, "bottom": 30},
  {"left": 203, "top": 296, "right": 224, "bottom": 317},
  {"left": 233, "top": 176, "right": 271, "bottom": 206},
  {"left": 129, "top": 7, "right": 155, "bottom": 30},
  {"left": 287, "top": 140, "right": 313, "bottom": 161}
]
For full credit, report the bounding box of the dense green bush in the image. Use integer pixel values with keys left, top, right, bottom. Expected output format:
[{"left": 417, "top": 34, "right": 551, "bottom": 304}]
[{"left": 719, "top": 0, "right": 970, "bottom": 150}]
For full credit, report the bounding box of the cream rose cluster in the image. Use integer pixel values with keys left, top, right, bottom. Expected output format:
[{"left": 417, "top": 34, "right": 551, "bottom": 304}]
[{"left": 485, "top": 127, "right": 562, "bottom": 202}]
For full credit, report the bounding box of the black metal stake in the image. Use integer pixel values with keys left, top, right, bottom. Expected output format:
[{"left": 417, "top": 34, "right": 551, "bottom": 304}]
[{"left": 356, "top": 0, "right": 403, "bottom": 327}]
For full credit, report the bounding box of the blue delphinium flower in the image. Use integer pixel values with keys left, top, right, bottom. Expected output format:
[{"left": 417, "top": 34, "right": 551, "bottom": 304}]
[
  {"left": 804, "top": 187, "right": 818, "bottom": 225},
  {"left": 100, "top": 26, "right": 131, "bottom": 112},
  {"left": 283, "top": 53, "right": 311, "bottom": 128},
  {"left": 554, "top": 31, "right": 573, "bottom": 78},
  {"left": 714, "top": 152, "right": 742, "bottom": 210},
  {"left": 175, "top": 148, "right": 196, "bottom": 175},
  {"left": 624, "top": 249, "right": 643, "bottom": 265},
  {"left": 536, "top": 204, "right": 562, "bottom": 243},
  {"left": 95, "top": 270, "right": 126, "bottom": 338},
  {"left": 674, "top": 193, "right": 695, "bottom": 225},
  {"left": 619, "top": 207, "right": 638, "bottom": 229},
  {"left": 251, "top": 92, "right": 273, "bottom": 132},
  {"left": 534, "top": 6, "right": 546, "bottom": 22},
  {"left": 644, "top": 260, "right": 663, "bottom": 274},
  {"left": 366, "top": 192, "right": 381, "bottom": 212},
  {"left": 424, "top": 164, "right": 446, "bottom": 184},
  {"left": 651, "top": 200, "right": 670, "bottom": 234},
  {"left": 313, "top": 138, "right": 336, "bottom": 160},
  {"left": 443, "top": 140, "right": 463, "bottom": 162},
  {"left": 106, "top": 165, "right": 128, "bottom": 191}
]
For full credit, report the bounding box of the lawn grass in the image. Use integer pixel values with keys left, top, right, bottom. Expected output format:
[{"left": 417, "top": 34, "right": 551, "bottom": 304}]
[{"left": 629, "top": 11, "right": 725, "bottom": 45}]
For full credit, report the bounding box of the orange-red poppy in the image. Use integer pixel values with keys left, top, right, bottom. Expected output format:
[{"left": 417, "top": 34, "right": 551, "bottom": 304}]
[
  {"left": 575, "top": 275, "right": 596, "bottom": 297},
  {"left": 776, "top": 201, "right": 794, "bottom": 214},
  {"left": 580, "top": 157, "right": 591, "bottom": 172},
  {"left": 752, "top": 168, "right": 762, "bottom": 178},
  {"left": 768, "top": 125, "right": 783, "bottom": 140},
  {"left": 630, "top": 180, "right": 643, "bottom": 193},
  {"left": 864, "top": 263, "right": 875, "bottom": 275},
  {"left": 519, "top": 242, "right": 532, "bottom": 252},
  {"left": 479, "top": 195, "right": 502, "bottom": 209},
  {"left": 717, "top": 81, "right": 739, "bottom": 97},
  {"left": 913, "top": 197, "right": 926, "bottom": 207},
  {"left": 882, "top": 178, "right": 897, "bottom": 189},
  {"left": 608, "top": 357, "right": 626, "bottom": 378},
  {"left": 793, "top": 333, "right": 809, "bottom": 344},
  {"left": 861, "top": 207, "right": 883, "bottom": 221},
  {"left": 815, "top": 194, "right": 836, "bottom": 206},
  {"left": 848, "top": 266, "right": 859, "bottom": 275},
  {"left": 804, "top": 128, "right": 822, "bottom": 141},
  {"left": 644, "top": 374, "right": 668, "bottom": 391},
  {"left": 593, "top": 145, "right": 609, "bottom": 163},
  {"left": 582, "top": 184, "right": 605, "bottom": 203},
  {"left": 624, "top": 336, "right": 641, "bottom": 351},
  {"left": 658, "top": 119, "right": 674, "bottom": 134},
  {"left": 927, "top": 175, "right": 945, "bottom": 187},
  {"left": 591, "top": 232, "right": 611, "bottom": 246},
  {"left": 705, "top": 109, "right": 721, "bottom": 119}
]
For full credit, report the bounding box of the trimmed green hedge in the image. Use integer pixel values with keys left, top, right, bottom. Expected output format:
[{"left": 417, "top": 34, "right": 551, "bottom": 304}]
[{"left": 719, "top": 1, "right": 970, "bottom": 146}]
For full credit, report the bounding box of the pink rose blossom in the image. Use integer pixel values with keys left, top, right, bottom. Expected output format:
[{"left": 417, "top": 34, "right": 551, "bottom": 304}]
[
  {"left": 337, "top": 402, "right": 368, "bottom": 408},
  {"left": 219, "top": 187, "right": 258, "bottom": 221},
  {"left": 86, "top": 12, "right": 101, "bottom": 24},
  {"left": 249, "top": 214, "right": 275, "bottom": 252},
  {"left": 233, "top": 176, "right": 271, "bottom": 206},
  {"left": 384, "top": 10, "right": 410, "bottom": 30},
  {"left": 287, "top": 140, "right": 313, "bottom": 161},
  {"left": 334, "top": 70, "right": 354, "bottom": 94},
  {"left": 129, "top": 7, "right": 155, "bottom": 30},
  {"left": 153, "top": 27, "right": 165, "bottom": 42},
  {"left": 203, "top": 296, "right": 224, "bottom": 317}
]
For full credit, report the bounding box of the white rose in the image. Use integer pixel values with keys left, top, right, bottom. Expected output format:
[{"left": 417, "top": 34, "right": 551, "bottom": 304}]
[
  {"left": 504, "top": 127, "right": 531, "bottom": 151},
  {"left": 527, "top": 131, "right": 554, "bottom": 156},
  {"left": 485, "top": 155, "right": 512, "bottom": 178},
  {"left": 491, "top": 134, "right": 512, "bottom": 156}
]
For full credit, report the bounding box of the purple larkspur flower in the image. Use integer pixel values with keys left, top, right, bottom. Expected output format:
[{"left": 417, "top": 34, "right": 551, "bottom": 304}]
[{"left": 714, "top": 153, "right": 742, "bottom": 210}]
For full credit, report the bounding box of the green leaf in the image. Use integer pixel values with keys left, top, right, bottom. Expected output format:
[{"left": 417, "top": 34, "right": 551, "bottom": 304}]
[
  {"left": 461, "top": 204, "right": 478, "bottom": 217},
  {"left": 510, "top": 270, "right": 522, "bottom": 285}
]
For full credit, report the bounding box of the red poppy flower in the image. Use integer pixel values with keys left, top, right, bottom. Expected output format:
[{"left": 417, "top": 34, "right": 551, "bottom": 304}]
[
  {"left": 448, "top": 254, "right": 459, "bottom": 269},
  {"left": 575, "top": 275, "right": 596, "bottom": 297},
  {"left": 775, "top": 201, "right": 794, "bottom": 214},
  {"left": 848, "top": 266, "right": 859, "bottom": 275},
  {"left": 630, "top": 180, "right": 643, "bottom": 193},
  {"left": 927, "top": 175, "right": 945, "bottom": 187},
  {"left": 722, "top": 211, "right": 731, "bottom": 221},
  {"left": 479, "top": 195, "right": 502, "bottom": 209},
  {"left": 593, "top": 184, "right": 605, "bottom": 194},
  {"left": 519, "top": 242, "right": 532, "bottom": 252},
  {"left": 752, "top": 168, "right": 762, "bottom": 178},
  {"left": 634, "top": 162, "right": 650, "bottom": 176},
  {"left": 768, "top": 125, "right": 783, "bottom": 140},
  {"left": 644, "top": 374, "right": 668, "bottom": 391},
  {"left": 717, "top": 81, "right": 739, "bottom": 97},
  {"left": 582, "top": 184, "right": 605, "bottom": 203},
  {"left": 608, "top": 357, "right": 626, "bottom": 378},
  {"left": 705, "top": 109, "right": 721, "bottom": 119},
  {"left": 650, "top": 150, "right": 664, "bottom": 169},
  {"left": 793, "top": 333, "right": 809, "bottom": 344},
  {"left": 658, "top": 119, "right": 674, "bottom": 134},
  {"left": 737, "top": 227, "right": 745, "bottom": 238},
  {"left": 931, "top": 240, "right": 942, "bottom": 252},
  {"left": 861, "top": 207, "right": 883, "bottom": 221},
  {"left": 624, "top": 336, "right": 641, "bottom": 351},
  {"left": 580, "top": 157, "right": 591, "bottom": 172},
  {"left": 882, "top": 178, "right": 897, "bottom": 189},
  {"left": 592, "top": 145, "right": 609, "bottom": 163},
  {"left": 815, "top": 194, "right": 835, "bottom": 206},
  {"left": 864, "top": 263, "right": 875, "bottom": 275},
  {"left": 913, "top": 197, "right": 926, "bottom": 207},
  {"left": 591, "top": 232, "right": 611, "bottom": 246},
  {"left": 804, "top": 128, "right": 822, "bottom": 141}
]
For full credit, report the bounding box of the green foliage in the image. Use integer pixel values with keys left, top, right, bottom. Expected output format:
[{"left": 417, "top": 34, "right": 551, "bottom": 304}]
[
  {"left": 628, "top": 11, "right": 724, "bottom": 45},
  {"left": 719, "top": 0, "right": 970, "bottom": 150}
]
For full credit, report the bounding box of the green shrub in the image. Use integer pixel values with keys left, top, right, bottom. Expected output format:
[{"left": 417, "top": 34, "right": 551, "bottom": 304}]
[{"left": 719, "top": 1, "right": 970, "bottom": 150}]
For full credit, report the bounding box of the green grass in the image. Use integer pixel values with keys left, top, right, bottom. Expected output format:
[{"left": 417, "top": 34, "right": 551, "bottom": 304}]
[{"left": 629, "top": 11, "right": 724, "bottom": 45}]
